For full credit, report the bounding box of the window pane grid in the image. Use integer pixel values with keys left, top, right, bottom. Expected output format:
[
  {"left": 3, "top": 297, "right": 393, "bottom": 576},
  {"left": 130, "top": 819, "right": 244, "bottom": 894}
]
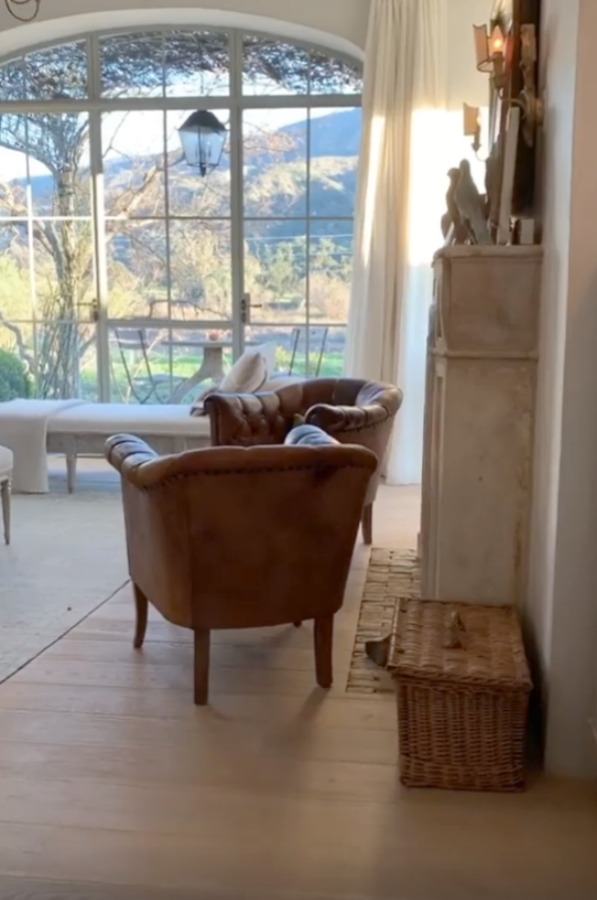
[{"left": 0, "top": 27, "right": 361, "bottom": 401}]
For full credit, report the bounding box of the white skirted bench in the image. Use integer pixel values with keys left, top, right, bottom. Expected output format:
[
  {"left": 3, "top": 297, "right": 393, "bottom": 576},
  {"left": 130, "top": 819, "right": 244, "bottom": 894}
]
[
  {"left": 0, "top": 400, "right": 210, "bottom": 494},
  {"left": 47, "top": 403, "right": 210, "bottom": 493}
]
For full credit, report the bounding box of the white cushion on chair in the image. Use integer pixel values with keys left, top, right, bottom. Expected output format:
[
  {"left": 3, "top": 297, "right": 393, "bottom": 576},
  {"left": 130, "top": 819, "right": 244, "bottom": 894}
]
[{"left": 0, "top": 445, "right": 13, "bottom": 479}]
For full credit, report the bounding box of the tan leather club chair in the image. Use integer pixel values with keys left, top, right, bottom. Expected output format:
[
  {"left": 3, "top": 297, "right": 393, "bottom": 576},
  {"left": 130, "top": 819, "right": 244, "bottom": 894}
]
[
  {"left": 105, "top": 426, "right": 377, "bottom": 705},
  {"left": 206, "top": 378, "right": 403, "bottom": 545}
]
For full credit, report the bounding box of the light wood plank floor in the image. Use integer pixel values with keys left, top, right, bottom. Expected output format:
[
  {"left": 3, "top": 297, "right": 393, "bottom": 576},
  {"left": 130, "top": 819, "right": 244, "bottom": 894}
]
[{"left": 0, "top": 484, "right": 596, "bottom": 900}]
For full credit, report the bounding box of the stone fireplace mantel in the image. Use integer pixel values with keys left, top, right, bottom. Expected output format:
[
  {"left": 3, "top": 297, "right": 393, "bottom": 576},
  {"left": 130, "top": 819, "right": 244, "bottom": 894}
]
[{"left": 419, "top": 245, "right": 543, "bottom": 606}]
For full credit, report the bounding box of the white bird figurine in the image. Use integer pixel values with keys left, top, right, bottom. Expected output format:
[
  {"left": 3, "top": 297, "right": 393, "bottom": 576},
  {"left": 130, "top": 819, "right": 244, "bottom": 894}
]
[{"left": 454, "top": 159, "right": 492, "bottom": 245}]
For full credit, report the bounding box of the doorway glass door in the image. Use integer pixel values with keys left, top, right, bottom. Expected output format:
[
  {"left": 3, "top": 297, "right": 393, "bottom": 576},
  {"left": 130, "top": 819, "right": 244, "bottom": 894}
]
[{"left": 241, "top": 104, "right": 361, "bottom": 377}]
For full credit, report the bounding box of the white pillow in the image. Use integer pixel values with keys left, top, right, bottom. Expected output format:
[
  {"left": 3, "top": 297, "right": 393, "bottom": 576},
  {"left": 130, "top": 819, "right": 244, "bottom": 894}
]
[
  {"left": 219, "top": 347, "right": 267, "bottom": 393},
  {"left": 256, "top": 341, "right": 277, "bottom": 377},
  {"left": 190, "top": 347, "right": 267, "bottom": 415}
]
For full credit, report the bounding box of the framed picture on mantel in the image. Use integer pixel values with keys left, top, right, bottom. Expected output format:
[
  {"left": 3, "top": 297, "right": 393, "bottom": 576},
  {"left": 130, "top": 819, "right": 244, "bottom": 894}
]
[{"left": 490, "top": 0, "right": 541, "bottom": 217}]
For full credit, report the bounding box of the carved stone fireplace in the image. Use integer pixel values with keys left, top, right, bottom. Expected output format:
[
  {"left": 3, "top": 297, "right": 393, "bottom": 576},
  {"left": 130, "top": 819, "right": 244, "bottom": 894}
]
[{"left": 419, "top": 245, "right": 543, "bottom": 605}]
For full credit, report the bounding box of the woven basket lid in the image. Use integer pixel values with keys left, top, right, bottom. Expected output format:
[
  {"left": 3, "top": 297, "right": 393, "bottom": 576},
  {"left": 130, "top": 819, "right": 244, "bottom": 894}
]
[{"left": 388, "top": 599, "right": 532, "bottom": 691}]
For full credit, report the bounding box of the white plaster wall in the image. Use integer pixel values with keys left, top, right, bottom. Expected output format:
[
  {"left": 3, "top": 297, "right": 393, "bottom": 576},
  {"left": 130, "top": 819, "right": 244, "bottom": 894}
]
[
  {"left": 544, "top": 0, "right": 597, "bottom": 779},
  {"left": 448, "top": 0, "right": 492, "bottom": 109},
  {"left": 529, "top": 0, "right": 597, "bottom": 779},
  {"left": 527, "top": 0, "right": 578, "bottom": 762}
]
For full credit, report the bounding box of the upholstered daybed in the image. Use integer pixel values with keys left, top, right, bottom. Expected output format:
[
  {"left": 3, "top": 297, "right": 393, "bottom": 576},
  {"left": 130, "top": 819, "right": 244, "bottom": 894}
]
[
  {"left": 0, "top": 399, "right": 210, "bottom": 493},
  {"left": 48, "top": 403, "right": 211, "bottom": 493},
  {"left": 0, "top": 347, "right": 274, "bottom": 493}
]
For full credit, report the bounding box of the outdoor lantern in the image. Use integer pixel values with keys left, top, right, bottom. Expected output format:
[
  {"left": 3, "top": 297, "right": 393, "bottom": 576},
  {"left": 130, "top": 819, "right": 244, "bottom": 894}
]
[{"left": 178, "top": 110, "right": 227, "bottom": 177}]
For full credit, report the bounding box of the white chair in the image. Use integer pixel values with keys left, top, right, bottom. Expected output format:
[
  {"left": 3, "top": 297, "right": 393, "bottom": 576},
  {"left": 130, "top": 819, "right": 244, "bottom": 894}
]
[{"left": 0, "top": 445, "right": 13, "bottom": 545}]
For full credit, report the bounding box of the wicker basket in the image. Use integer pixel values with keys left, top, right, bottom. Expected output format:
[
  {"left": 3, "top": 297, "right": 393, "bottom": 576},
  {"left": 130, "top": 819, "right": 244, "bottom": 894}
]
[{"left": 388, "top": 598, "right": 532, "bottom": 792}]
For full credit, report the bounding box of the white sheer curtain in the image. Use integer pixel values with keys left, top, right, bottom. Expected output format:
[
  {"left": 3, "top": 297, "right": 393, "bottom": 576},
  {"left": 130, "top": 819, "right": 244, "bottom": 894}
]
[{"left": 344, "top": 0, "right": 449, "bottom": 484}]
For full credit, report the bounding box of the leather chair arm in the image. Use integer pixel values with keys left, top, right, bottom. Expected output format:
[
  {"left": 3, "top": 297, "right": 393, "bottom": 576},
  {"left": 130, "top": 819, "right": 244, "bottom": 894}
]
[
  {"left": 105, "top": 434, "right": 158, "bottom": 478},
  {"left": 105, "top": 434, "right": 190, "bottom": 489},
  {"left": 305, "top": 402, "right": 390, "bottom": 434}
]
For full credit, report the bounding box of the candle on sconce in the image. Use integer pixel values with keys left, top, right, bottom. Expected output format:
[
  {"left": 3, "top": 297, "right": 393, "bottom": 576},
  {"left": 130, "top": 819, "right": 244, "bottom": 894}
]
[{"left": 489, "top": 25, "right": 506, "bottom": 57}]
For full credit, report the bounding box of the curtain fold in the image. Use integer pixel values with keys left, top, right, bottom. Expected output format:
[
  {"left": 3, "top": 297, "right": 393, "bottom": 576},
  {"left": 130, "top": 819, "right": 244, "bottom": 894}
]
[{"left": 344, "top": 0, "right": 448, "bottom": 484}]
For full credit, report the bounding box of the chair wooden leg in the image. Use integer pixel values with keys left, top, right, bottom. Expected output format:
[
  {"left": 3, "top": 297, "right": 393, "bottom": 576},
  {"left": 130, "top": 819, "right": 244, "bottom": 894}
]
[
  {"left": 361, "top": 502, "right": 373, "bottom": 545},
  {"left": 1, "top": 479, "right": 10, "bottom": 546},
  {"left": 194, "top": 628, "right": 210, "bottom": 706},
  {"left": 133, "top": 584, "right": 148, "bottom": 649},
  {"left": 314, "top": 615, "right": 334, "bottom": 689}
]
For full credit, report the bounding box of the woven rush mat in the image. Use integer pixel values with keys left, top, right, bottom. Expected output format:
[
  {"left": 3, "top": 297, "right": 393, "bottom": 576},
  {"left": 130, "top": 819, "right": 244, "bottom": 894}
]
[{"left": 347, "top": 547, "right": 421, "bottom": 695}]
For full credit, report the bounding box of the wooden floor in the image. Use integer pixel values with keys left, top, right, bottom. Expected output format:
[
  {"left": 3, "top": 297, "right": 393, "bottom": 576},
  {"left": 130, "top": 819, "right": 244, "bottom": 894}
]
[{"left": 0, "top": 484, "right": 596, "bottom": 900}]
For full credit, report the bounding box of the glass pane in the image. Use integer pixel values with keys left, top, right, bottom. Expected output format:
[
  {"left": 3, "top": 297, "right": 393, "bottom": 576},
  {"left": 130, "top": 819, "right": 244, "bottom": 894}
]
[
  {"left": 0, "top": 322, "right": 33, "bottom": 399},
  {"left": 34, "top": 320, "right": 96, "bottom": 400},
  {"left": 0, "top": 112, "right": 91, "bottom": 216},
  {"left": 245, "top": 325, "right": 305, "bottom": 377},
  {"left": 105, "top": 220, "right": 167, "bottom": 318},
  {"left": 103, "top": 111, "right": 166, "bottom": 218},
  {"left": 165, "top": 30, "right": 230, "bottom": 97},
  {"left": 100, "top": 32, "right": 165, "bottom": 99},
  {"left": 309, "top": 220, "right": 353, "bottom": 324},
  {"left": 109, "top": 325, "right": 172, "bottom": 404},
  {"left": 33, "top": 218, "right": 94, "bottom": 315},
  {"left": 79, "top": 335, "right": 99, "bottom": 402},
  {"left": 0, "top": 225, "right": 31, "bottom": 319},
  {"left": 167, "top": 109, "right": 231, "bottom": 217},
  {"left": 243, "top": 36, "right": 309, "bottom": 96},
  {"left": 309, "top": 51, "right": 362, "bottom": 95},
  {"left": 309, "top": 325, "right": 346, "bottom": 377},
  {"left": 169, "top": 220, "right": 232, "bottom": 321},
  {"left": 0, "top": 56, "right": 26, "bottom": 102},
  {"left": 31, "top": 113, "right": 91, "bottom": 216},
  {"left": 25, "top": 41, "right": 88, "bottom": 100},
  {"left": 309, "top": 108, "right": 360, "bottom": 217},
  {"left": 169, "top": 326, "right": 233, "bottom": 403},
  {"left": 243, "top": 110, "right": 307, "bottom": 218},
  {"left": 291, "top": 325, "right": 331, "bottom": 378},
  {"left": 109, "top": 325, "right": 234, "bottom": 404},
  {"left": 0, "top": 320, "right": 81, "bottom": 400},
  {"left": 244, "top": 221, "right": 307, "bottom": 324},
  {"left": 0, "top": 144, "right": 27, "bottom": 216}
]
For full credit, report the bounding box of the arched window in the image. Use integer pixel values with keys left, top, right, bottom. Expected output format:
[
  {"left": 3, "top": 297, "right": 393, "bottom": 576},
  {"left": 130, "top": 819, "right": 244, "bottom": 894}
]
[{"left": 0, "top": 28, "right": 362, "bottom": 402}]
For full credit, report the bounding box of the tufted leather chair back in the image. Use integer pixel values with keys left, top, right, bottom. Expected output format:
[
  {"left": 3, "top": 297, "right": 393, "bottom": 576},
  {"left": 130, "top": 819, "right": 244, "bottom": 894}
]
[{"left": 205, "top": 378, "right": 403, "bottom": 536}]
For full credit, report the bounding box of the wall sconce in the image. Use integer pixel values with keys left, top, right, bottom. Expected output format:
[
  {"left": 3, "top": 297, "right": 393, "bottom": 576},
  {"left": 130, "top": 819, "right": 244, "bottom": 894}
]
[
  {"left": 463, "top": 103, "right": 482, "bottom": 155},
  {"left": 473, "top": 23, "right": 507, "bottom": 92},
  {"left": 471, "top": 22, "right": 543, "bottom": 149}
]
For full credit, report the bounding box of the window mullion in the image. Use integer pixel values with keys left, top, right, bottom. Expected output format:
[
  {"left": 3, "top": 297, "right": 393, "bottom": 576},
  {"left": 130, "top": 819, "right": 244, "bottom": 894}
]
[{"left": 230, "top": 29, "right": 244, "bottom": 362}]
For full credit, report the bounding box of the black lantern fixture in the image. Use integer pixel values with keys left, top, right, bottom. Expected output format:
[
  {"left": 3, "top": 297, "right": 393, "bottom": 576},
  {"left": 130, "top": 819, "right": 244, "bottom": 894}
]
[
  {"left": 178, "top": 110, "right": 227, "bottom": 177},
  {"left": 5, "top": 0, "right": 41, "bottom": 21}
]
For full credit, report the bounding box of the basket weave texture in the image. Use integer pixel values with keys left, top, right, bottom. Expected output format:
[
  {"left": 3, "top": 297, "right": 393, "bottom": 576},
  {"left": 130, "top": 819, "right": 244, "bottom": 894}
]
[{"left": 389, "top": 599, "right": 532, "bottom": 792}]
